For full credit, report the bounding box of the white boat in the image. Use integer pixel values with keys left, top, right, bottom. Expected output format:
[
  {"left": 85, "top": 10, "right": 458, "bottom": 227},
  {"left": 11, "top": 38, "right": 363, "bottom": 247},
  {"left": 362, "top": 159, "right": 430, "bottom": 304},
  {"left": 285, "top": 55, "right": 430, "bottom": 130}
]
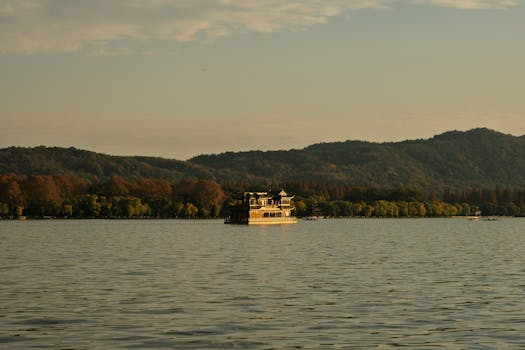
[{"left": 467, "top": 208, "right": 481, "bottom": 221}]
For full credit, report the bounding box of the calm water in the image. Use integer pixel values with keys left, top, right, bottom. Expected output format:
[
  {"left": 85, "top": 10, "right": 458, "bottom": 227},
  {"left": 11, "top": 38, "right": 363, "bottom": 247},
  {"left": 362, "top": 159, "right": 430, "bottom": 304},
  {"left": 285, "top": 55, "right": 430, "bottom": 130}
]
[{"left": 1, "top": 219, "right": 525, "bottom": 349}]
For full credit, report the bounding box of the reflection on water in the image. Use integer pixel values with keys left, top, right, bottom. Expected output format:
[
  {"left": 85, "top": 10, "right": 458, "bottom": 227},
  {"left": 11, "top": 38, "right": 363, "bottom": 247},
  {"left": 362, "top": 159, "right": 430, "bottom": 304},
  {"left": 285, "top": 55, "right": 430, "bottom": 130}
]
[{"left": 1, "top": 219, "right": 525, "bottom": 349}]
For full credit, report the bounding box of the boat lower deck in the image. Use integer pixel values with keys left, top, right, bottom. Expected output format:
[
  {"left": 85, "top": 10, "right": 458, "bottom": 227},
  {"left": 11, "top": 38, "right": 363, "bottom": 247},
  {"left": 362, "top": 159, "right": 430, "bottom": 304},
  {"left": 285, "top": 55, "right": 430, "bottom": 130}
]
[{"left": 225, "top": 217, "right": 297, "bottom": 225}]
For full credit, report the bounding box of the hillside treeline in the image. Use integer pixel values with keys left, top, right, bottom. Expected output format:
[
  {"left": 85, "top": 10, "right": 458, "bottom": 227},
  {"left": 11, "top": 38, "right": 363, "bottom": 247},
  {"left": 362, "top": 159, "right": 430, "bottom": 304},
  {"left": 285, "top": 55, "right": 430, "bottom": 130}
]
[
  {"left": 190, "top": 128, "right": 525, "bottom": 189},
  {"left": 1, "top": 174, "right": 525, "bottom": 219},
  {"left": 4, "top": 129, "right": 525, "bottom": 191}
]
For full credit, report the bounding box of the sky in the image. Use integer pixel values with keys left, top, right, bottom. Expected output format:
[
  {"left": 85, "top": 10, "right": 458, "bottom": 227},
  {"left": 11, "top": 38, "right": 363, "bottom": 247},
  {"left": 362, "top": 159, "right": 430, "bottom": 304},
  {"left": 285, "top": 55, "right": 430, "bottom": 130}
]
[{"left": 1, "top": 0, "right": 524, "bottom": 160}]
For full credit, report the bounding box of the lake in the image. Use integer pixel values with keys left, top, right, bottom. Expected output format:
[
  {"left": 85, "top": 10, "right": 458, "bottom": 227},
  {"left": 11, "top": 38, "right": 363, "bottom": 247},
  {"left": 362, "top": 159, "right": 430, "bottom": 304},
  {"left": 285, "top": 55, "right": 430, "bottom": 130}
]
[{"left": 1, "top": 218, "right": 524, "bottom": 349}]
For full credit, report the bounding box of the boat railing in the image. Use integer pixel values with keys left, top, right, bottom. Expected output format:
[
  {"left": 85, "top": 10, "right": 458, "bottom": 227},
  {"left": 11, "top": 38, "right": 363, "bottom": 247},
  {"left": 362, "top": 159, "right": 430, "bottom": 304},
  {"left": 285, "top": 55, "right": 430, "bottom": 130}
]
[{"left": 248, "top": 217, "right": 297, "bottom": 223}]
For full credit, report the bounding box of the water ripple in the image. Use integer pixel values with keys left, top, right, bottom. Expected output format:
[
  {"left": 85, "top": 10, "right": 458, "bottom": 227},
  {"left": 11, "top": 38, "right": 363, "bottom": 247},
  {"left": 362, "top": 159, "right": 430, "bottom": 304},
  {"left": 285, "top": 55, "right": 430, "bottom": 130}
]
[{"left": 2, "top": 219, "right": 525, "bottom": 349}]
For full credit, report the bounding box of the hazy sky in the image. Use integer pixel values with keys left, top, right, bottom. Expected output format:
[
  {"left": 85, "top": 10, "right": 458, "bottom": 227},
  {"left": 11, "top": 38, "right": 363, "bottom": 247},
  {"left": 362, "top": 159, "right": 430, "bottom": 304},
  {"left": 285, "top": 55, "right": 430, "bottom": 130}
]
[{"left": 1, "top": 0, "right": 524, "bottom": 159}]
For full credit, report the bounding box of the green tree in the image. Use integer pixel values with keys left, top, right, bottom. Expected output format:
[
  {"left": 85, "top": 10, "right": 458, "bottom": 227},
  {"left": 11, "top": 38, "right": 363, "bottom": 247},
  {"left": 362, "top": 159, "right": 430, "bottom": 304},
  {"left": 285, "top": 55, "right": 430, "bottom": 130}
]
[
  {"left": 120, "top": 196, "right": 147, "bottom": 218},
  {"left": 294, "top": 200, "right": 308, "bottom": 216},
  {"left": 183, "top": 203, "right": 199, "bottom": 218},
  {"left": 364, "top": 204, "right": 374, "bottom": 218},
  {"left": 352, "top": 202, "right": 365, "bottom": 217},
  {"left": 62, "top": 204, "right": 73, "bottom": 217},
  {"left": 0, "top": 202, "right": 8, "bottom": 217},
  {"left": 74, "top": 194, "right": 102, "bottom": 217},
  {"left": 211, "top": 204, "right": 222, "bottom": 218},
  {"left": 172, "top": 202, "right": 184, "bottom": 218},
  {"left": 374, "top": 200, "right": 389, "bottom": 217},
  {"left": 200, "top": 208, "right": 211, "bottom": 218},
  {"left": 15, "top": 206, "right": 24, "bottom": 218},
  {"left": 339, "top": 201, "right": 354, "bottom": 217}
]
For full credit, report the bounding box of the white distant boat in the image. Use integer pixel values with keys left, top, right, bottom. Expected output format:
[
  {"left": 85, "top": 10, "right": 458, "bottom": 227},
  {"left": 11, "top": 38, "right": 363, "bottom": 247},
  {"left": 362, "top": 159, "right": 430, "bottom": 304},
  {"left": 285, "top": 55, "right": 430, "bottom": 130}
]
[{"left": 467, "top": 208, "right": 482, "bottom": 221}]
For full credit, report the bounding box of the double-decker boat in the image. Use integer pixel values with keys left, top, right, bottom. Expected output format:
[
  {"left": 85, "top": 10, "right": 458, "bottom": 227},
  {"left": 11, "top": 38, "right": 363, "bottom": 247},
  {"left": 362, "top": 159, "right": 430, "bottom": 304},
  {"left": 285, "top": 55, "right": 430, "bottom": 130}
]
[{"left": 225, "top": 190, "right": 297, "bottom": 225}]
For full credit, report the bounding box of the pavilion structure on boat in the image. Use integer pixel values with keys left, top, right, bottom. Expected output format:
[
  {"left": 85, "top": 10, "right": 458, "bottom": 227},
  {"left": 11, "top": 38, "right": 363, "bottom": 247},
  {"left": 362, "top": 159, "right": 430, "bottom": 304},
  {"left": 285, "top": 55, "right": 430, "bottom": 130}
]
[{"left": 226, "top": 190, "right": 297, "bottom": 225}]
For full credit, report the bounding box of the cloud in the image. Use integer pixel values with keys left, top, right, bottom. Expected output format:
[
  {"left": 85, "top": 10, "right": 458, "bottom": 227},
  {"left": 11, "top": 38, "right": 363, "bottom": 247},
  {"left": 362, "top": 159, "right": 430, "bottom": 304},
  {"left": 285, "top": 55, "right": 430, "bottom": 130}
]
[
  {"left": 429, "top": 0, "right": 520, "bottom": 9},
  {"left": 0, "top": 0, "right": 520, "bottom": 54}
]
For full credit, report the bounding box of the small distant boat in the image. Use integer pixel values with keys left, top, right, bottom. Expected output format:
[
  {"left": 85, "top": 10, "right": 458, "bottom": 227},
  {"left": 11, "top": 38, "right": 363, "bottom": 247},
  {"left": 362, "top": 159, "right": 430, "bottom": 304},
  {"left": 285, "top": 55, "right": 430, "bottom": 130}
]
[
  {"left": 467, "top": 208, "right": 481, "bottom": 221},
  {"left": 483, "top": 216, "right": 500, "bottom": 221}
]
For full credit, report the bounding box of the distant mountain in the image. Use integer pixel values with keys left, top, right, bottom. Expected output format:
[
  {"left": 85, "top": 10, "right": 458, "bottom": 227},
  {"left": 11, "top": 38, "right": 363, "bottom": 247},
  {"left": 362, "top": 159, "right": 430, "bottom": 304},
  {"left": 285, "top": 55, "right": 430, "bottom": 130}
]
[
  {"left": 189, "top": 128, "right": 525, "bottom": 189},
  {"left": 2, "top": 128, "right": 525, "bottom": 190}
]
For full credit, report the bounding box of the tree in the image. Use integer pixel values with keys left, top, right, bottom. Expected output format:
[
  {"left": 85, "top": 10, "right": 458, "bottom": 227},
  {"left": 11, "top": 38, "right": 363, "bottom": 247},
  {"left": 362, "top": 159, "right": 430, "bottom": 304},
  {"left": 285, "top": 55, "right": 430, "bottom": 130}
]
[
  {"left": 183, "top": 203, "right": 199, "bottom": 218},
  {"left": 211, "top": 204, "right": 222, "bottom": 218},
  {"left": 321, "top": 201, "right": 340, "bottom": 217},
  {"left": 172, "top": 178, "right": 198, "bottom": 203},
  {"left": 0, "top": 175, "right": 24, "bottom": 207},
  {"left": 118, "top": 196, "right": 149, "bottom": 218},
  {"left": 172, "top": 202, "right": 184, "bottom": 218},
  {"left": 397, "top": 201, "right": 409, "bottom": 217},
  {"left": 364, "top": 204, "right": 374, "bottom": 218},
  {"left": 53, "top": 174, "right": 88, "bottom": 199},
  {"left": 15, "top": 206, "right": 24, "bottom": 217},
  {"left": 294, "top": 200, "right": 308, "bottom": 216},
  {"left": 62, "top": 204, "right": 73, "bottom": 217},
  {"left": 74, "top": 194, "right": 101, "bottom": 217},
  {"left": 0, "top": 202, "right": 8, "bottom": 217},
  {"left": 23, "top": 175, "right": 63, "bottom": 216},
  {"left": 374, "top": 200, "right": 389, "bottom": 217},
  {"left": 352, "top": 202, "right": 366, "bottom": 217},
  {"left": 133, "top": 178, "right": 172, "bottom": 201},
  {"left": 102, "top": 176, "right": 133, "bottom": 197},
  {"left": 190, "top": 180, "right": 225, "bottom": 212}
]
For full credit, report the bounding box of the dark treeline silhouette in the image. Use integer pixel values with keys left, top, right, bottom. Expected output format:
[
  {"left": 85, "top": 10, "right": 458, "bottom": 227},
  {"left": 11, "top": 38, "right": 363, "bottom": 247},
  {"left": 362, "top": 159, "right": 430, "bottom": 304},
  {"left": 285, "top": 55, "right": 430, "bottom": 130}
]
[
  {"left": 1, "top": 174, "right": 525, "bottom": 219},
  {"left": 281, "top": 181, "right": 525, "bottom": 217},
  {"left": 5, "top": 129, "right": 525, "bottom": 192}
]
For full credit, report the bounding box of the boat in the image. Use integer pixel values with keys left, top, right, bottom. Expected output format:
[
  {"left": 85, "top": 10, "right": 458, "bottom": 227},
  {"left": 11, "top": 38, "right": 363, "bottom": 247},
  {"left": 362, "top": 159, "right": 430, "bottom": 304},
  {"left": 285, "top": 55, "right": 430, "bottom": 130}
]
[
  {"left": 467, "top": 208, "right": 481, "bottom": 221},
  {"left": 225, "top": 190, "right": 297, "bottom": 225}
]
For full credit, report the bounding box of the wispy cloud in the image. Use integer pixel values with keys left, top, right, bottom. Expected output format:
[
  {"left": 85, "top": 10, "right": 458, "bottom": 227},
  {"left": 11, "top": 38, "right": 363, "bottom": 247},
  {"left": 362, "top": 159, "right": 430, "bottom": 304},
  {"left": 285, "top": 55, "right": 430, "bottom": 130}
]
[
  {"left": 429, "top": 0, "right": 520, "bottom": 9},
  {"left": 0, "top": 0, "right": 520, "bottom": 54}
]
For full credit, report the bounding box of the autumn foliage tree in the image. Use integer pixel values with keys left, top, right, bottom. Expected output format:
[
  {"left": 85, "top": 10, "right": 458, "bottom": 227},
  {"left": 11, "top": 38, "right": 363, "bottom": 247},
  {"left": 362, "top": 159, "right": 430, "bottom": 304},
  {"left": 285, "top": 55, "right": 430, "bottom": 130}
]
[
  {"left": 0, "top": 174, "right": 25, "bottom": 216},
  {"left": 172, "top": 178, "right": 225, "bottom": 218},
  {"left": 22, "top": 175, "right": 63, "bottom": 216},
  {"left": 101, "top": 176, "right": 134, "bottom": 197}
]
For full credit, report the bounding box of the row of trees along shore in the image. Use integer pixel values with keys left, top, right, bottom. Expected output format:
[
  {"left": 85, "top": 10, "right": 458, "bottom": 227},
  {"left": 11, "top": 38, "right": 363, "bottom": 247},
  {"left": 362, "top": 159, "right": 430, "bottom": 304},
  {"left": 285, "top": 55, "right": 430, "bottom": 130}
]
[
  {"left": 0, "top": 175, "right": 224, "bottom": 219},
  {"left": 1, "top": 175, "right": 525, "bottom": 219}
]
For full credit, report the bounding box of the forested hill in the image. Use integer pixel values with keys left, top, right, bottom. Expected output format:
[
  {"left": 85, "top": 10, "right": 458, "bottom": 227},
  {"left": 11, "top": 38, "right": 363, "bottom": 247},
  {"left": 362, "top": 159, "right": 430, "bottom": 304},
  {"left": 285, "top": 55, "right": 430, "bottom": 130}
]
[
  {"left": 0, "top": 146, "right": 213, "bottom": 181},
  {"left": 189, "top": 128, "right": 525, "bottom": 189},
  {"left": 2, "top": 128, "right": 525, "bottom": 190}
]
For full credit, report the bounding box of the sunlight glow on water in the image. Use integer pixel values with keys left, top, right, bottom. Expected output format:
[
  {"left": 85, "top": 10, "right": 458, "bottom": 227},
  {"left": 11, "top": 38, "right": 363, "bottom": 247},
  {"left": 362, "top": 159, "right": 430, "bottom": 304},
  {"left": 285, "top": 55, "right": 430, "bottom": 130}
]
[{"left": 1, "top": 219, "right": 525, "bottom": 349}]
